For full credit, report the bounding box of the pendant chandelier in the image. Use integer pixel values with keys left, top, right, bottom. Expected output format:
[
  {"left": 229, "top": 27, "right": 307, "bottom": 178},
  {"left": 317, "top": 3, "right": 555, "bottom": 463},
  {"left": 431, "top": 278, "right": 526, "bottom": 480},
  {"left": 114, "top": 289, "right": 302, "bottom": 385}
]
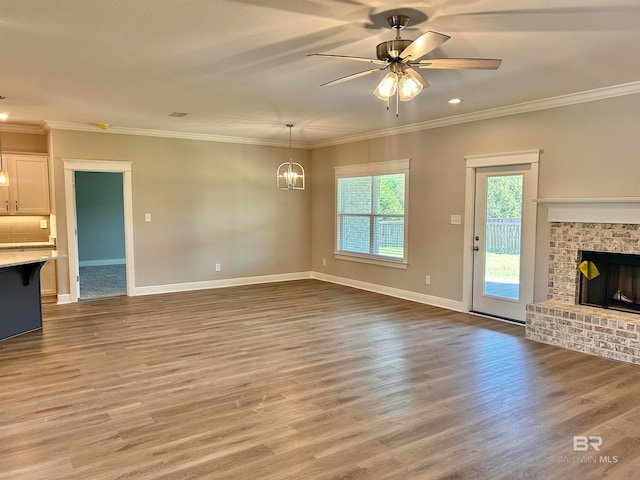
[
  {"left": 276, "top": 124, "right": 305, "bottom": 190},
  {"left": 0, "top": 130, "right": 8, "bottom": 187}
]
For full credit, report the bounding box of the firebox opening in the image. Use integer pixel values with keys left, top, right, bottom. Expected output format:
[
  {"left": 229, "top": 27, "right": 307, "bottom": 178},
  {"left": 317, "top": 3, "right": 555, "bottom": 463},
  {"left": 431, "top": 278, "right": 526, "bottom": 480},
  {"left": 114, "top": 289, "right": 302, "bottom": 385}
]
[{"left": 579, "top": 250, "right": 640, "bottom": 314}]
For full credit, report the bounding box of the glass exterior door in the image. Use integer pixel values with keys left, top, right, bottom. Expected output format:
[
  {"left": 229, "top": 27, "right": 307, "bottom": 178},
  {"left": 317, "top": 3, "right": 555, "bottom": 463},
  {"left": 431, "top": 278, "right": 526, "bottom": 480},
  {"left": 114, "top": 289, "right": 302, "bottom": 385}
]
[{"left": 472, "top": 165, "right": 536, "bottom": 322}]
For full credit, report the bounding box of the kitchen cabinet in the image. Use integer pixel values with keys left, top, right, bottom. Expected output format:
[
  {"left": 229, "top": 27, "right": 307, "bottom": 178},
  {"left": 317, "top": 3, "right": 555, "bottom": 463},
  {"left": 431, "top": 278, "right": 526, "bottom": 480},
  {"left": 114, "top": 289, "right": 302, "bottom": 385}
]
[{"left": 0, "top": 155, "right": 50, "bottom": 215}]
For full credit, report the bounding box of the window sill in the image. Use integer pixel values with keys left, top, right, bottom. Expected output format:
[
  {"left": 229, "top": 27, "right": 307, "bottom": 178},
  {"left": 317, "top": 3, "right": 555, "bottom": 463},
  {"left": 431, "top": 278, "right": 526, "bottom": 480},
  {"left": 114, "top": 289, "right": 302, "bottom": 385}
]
[{"left": 334, "top": 252, "right": 408, "bottom": 269}]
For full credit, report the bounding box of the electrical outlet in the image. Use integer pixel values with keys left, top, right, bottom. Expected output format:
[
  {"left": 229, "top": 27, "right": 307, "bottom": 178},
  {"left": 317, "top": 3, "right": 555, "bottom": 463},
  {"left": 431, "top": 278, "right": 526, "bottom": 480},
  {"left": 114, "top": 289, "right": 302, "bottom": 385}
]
[
  {"left": 40, "top": 219, "right": 48, "bottom": 229},
  {"left": 144, "top": 213, "right": 151, "bottom": 222},
  {"left": 322, "top": 258, "right": 326, "bottom": 266},
  {"left": 215, "top": 263, "right": 221, "bottom": 272},
  {"left": 425, "top": 275, "right": 431, "bottom": 285}
]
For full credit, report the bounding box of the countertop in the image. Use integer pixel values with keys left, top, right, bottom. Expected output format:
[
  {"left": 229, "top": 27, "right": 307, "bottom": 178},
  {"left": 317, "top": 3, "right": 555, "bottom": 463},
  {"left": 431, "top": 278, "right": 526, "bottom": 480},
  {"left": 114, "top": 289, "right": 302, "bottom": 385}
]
[{"left": 0, "top": 250, "right": 66, "bottom": 269}]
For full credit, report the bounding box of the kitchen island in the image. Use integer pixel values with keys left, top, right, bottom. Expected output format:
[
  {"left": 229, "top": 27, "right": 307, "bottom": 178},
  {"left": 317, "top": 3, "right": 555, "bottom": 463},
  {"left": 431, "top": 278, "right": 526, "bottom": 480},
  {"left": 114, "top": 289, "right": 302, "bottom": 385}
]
[{"left": 0, "top": 250, "right": 66, "bottom": 341}]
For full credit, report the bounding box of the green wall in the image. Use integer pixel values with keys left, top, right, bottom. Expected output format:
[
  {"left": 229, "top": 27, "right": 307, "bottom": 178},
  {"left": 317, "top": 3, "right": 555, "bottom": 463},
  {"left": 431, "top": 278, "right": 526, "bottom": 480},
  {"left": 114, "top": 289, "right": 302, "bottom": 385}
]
[{"left": 75, "top": 171, "right": 126, "bottom": 265}]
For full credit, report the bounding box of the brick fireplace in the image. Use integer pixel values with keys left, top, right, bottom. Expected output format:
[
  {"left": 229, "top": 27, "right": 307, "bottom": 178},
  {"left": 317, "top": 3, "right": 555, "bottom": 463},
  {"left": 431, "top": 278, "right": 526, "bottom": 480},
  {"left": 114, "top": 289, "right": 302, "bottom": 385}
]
[{"left": 526, "top": 198, "right": 640, "bottom": 365}]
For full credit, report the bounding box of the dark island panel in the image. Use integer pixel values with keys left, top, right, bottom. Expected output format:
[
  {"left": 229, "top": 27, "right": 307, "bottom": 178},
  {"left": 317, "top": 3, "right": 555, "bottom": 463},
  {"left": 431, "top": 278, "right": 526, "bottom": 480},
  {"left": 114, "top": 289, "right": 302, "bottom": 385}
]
[
  {"left": 0, "top": 262, "right": 45, "bottom": 340},
  {"left": 0, "top": 250, "right": 66, "bottom": 342}
]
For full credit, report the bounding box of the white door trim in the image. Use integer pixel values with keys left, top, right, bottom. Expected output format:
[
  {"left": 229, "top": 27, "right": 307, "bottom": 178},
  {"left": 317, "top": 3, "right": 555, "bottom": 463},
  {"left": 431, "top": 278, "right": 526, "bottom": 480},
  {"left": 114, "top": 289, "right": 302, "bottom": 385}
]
[
  {"left": 63, "top": 159, "right": 135, "bottom": 302},
  {"left": 462, "top": 150, "right": 541, "bottom": 315}
]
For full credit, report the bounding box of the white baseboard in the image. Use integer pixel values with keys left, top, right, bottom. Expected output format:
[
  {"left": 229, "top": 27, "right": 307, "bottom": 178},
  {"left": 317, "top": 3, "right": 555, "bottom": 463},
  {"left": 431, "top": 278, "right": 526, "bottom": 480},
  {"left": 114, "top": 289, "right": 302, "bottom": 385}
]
[
  {"left": 311, "top": 272, "right": 465, "bottom": 312},
  {"left": 134, "top": 271, "right": 313, "bottom": 296},
  {"left": 59, "top": 270, "right": 464, "bottom": 314},
  {"left": 79, "top": 258, "right": 126, "bottom": 267},
  {"left": 56, "top": 294, "right": 72, "bottom": 304}
]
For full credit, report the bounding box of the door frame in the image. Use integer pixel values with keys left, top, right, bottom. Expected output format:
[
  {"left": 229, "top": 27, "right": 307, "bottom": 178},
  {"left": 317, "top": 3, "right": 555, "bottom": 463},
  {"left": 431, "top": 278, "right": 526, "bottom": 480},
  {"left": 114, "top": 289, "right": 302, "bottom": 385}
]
[
  {"left": 462, "top": 150, "right": 541, "bottom": 317},
  {"left": 63, "top": 159, "right": 135, "bottom": 302}
]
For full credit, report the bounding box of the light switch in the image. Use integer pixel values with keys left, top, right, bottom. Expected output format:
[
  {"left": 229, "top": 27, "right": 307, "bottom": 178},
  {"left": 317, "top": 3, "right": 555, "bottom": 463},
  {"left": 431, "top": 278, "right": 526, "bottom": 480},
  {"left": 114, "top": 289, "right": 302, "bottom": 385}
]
[
  {"left": 451, "top": 214, "right": 462, "bottom": 225},
  {"left": 40, "top": 219, "right": 48, "bottom": 229},
  {"left": 144, "top": 213, "right": 151, "bottom": 222}
]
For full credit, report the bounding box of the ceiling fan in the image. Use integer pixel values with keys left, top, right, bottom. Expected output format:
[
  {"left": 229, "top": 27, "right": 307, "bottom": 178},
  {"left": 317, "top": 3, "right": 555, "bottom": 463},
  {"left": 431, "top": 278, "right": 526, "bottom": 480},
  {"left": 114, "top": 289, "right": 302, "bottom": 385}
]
[{"left": 308, "top": 15, "right": 502, "bottom": 116}]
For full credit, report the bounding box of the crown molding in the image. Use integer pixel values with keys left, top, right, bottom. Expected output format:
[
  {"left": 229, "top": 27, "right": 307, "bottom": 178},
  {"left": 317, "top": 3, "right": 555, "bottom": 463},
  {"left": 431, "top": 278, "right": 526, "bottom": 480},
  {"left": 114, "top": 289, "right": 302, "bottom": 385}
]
[
  {"left": 308, "top": 81, "right": 640, "bottom": 149},
  {"left": 43, "top": 81, "right": 640, "bottom": 150},
  {"left": 44, "top": 121, "right": 302, "bottom": 148},
  {"left": 0, "top": 123, "right": 47, "bottom": 134}
]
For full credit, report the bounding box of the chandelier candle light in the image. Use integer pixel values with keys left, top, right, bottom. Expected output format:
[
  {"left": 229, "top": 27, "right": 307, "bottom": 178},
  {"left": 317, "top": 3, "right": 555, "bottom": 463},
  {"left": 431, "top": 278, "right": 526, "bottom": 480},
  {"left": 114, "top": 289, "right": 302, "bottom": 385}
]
[{"left": 276, "top": 124, "right": 305, "bottom": 190}]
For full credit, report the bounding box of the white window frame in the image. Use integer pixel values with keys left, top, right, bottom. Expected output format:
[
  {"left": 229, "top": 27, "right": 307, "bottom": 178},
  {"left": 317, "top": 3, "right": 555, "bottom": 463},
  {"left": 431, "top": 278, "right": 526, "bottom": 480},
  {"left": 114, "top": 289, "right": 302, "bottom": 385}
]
[{"left": 334, "top": 159, "right": 410, "bottom": 269}]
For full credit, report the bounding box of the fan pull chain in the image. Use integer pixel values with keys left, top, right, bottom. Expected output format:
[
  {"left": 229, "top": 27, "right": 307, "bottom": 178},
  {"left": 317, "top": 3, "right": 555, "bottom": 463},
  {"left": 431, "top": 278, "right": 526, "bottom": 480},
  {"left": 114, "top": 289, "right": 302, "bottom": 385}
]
[{"left": 396, "top": 89, "right": 399, "bottom": 117}]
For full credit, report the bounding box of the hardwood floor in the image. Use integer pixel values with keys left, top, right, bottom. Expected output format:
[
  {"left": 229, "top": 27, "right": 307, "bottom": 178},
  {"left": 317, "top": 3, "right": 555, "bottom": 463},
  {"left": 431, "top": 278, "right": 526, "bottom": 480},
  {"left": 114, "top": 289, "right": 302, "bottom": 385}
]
[{"left": 1, "top": 279, "right": 639, "bottom": 479}]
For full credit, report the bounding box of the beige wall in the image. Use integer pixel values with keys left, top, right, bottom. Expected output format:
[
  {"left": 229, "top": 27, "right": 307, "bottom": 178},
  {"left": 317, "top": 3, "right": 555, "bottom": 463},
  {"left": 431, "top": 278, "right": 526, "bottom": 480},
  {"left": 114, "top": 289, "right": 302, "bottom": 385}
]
[
  {"left": 311, "top": 94, "right": 640, "bottom": 304},
  {"left": 50, "top": 130, "right": 311, "bottom": 294},
  {"left": 34, "top": 93, "right": 640, "bottom": 303}
]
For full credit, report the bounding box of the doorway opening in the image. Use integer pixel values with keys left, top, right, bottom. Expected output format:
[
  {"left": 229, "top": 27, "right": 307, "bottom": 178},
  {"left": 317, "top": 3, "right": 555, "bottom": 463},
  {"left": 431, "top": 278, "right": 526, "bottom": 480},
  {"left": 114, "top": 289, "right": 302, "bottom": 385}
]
[
  {"left": 63, "top": 159, "right": 135, "bottom": 303},
  {"left": 75, "top": 171, "right": 127, "bottom": 300}
]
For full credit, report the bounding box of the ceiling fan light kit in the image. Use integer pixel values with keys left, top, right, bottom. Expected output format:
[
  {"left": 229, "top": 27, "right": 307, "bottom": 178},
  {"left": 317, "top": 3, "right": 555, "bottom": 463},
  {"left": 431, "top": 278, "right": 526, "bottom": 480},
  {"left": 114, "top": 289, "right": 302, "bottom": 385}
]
[
  {"left": 398, "top": 72, "right": 423, "bottom": 101},
  {"left": 373, "top": 72, "right": 398, "bottom": 100},
  {"left": 309, "top": 14, "right": 501, "bottom": 117}
]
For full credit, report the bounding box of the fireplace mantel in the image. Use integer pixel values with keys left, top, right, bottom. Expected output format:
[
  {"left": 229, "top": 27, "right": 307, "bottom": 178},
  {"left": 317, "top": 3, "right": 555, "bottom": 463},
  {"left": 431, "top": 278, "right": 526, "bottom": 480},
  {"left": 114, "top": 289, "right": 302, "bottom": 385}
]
[{"left": 534, "top": 197, "right": 640, "bottom": 224}]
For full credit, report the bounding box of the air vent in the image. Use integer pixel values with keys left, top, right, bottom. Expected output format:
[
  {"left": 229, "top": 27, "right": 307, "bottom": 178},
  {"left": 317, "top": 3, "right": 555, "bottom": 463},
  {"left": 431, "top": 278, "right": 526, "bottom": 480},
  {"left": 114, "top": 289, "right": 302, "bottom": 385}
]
[{"left": 168, "top": 112, "right": 188, "bottom": 117}]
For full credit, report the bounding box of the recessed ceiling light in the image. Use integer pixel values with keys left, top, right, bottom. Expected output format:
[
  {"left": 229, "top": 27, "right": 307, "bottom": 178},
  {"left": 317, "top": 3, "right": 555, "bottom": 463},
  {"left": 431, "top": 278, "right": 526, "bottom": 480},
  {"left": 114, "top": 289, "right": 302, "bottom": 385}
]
[{"left": 448, "top": 98, "right": 463, "bottom": 104}]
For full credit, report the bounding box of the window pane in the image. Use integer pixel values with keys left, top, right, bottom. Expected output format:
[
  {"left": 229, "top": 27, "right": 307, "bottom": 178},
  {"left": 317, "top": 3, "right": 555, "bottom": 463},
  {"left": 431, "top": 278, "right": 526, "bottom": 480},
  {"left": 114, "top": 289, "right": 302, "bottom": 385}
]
[
  {"left": 338, "top": 177, "right": 372, "bottom": 214},
  {"left": 339, "top": 215, "right": 370, "bottom": 254},
  {"left": 373, "top": 174, "right": 405, "bottom": 215},
  {"left": 374, "top": 216, "right": 404, "bottom": 258},
  {"left": 483, "top": 174, "right": 523, "bottom": 300},
  {"left": 336, "top": 169, "right": 407, "bottom": 262}
]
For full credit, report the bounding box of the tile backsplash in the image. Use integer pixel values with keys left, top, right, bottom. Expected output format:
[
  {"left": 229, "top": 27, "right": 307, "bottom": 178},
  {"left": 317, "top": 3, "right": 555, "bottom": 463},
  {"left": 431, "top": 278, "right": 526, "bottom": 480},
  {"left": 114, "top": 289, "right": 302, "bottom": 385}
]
[{"left": 0, "top": 216, "right": 51, "bottom": 243}]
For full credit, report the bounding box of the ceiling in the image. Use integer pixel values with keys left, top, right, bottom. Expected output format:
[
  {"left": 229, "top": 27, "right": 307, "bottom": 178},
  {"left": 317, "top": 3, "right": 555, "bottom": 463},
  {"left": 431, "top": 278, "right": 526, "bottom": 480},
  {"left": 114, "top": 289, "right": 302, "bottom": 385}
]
[{"left": 1, "top": 0, "right": 639, "bottom": 147}]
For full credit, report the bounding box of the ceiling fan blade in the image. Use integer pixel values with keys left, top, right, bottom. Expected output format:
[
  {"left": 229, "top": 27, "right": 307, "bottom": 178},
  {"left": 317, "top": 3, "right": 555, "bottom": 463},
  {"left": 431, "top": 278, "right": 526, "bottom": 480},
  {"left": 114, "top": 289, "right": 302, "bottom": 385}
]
[
  {"left": 412, "top": 58, "right": 502, "bottom": 70},
  {"left": 400, "top": 31, "right": 450, "bottom": 62},
  {"left": 320, "top": 67, "right": 386, "bottom": 87},
  {"left": 406, "top": 68, "right": 429, "bottom": 88},
  {"left": 308, "top": 53, "right": 388, "bottom": 66}
]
